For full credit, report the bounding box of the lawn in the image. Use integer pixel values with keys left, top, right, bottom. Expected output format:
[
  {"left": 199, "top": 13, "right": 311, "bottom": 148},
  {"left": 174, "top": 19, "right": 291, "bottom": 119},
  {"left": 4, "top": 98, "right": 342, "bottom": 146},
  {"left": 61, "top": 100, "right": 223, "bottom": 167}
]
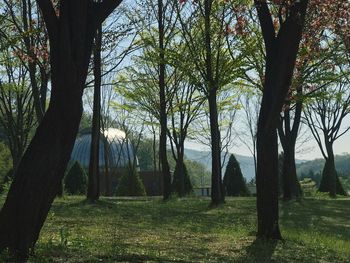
[{"left": 2, "top": 196, "right": 350, "bottom": 262}]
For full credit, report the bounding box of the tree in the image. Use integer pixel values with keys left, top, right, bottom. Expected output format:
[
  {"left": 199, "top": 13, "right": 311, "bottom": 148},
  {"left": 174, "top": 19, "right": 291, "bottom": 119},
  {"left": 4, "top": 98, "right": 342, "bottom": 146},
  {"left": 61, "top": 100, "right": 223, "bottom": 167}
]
[
  {"left": 0, "top": 142, "right": 12, "bottom": 187},
  {"left": 276, "top": 0, "right": 349, "bottom": 201},
  {"left": 119, "top": 0, "right": 177, "bottom": 200},
  {"left": 1, "top": 0, "right": 50, "bottom": 122},
  {"left": 304, "top": 82, "right": 349, "bottom": 197},
  {"left": 176, "top": 0, "right": 240, "bottom": 205},
  {"left": 237, "top": 92, "right": 261, "bottom": 177},
  {"left": 254, "top": 0, "right": 309, "bottom": 239},
  {"left": 0, "top": 1, "right": 122, "bottom": 259},
  {"left": 223, "top": 154, "right": 249, "bottom": 196},
  {"left": 167, "top": 59, "right": 205, "bottom": 196},
  {"left": 0, "top": 50, "right": 36, "bottom": 171},
  {"left": 87, "top": 25, "right": 102, "bottom": 203},
  {"left": 115, "top": 167, "right": 146, "bottom": 196},
  {"left": 157, "top": 0, "right": 172, "bottom": 200},
  {"left": 65, "top": 161, "right": 88, "bottom": 195}
]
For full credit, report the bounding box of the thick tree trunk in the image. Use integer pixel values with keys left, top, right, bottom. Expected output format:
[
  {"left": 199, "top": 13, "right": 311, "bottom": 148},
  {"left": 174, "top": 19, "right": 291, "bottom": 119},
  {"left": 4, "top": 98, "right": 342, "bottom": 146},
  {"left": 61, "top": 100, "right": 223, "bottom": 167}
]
[
  {"left": 0, "top": 0, "right": 121, "bottom": 258},
  {"left": 173, "top": 146, "right": 185, "bottom": 196},
  {"left": 319, "top": 146, "right": 347, "bottom": 197},
  {"left": 87, "top": 26, "right": 102, "bottom": 202},
  {"left": 254, "top": 0, "right": 308, "bottom": 239},
  {"left": 282, "top": 146, "right": 301, "bottom": 200},
  {"left": 256, "top": 94, "right": 281, "bottom": 239},
  {"left": 208, "top": 89, "right": 224, "bottom": 206},
  {"left": 0, "top": 84, "right": 83, "bottom": 260}
]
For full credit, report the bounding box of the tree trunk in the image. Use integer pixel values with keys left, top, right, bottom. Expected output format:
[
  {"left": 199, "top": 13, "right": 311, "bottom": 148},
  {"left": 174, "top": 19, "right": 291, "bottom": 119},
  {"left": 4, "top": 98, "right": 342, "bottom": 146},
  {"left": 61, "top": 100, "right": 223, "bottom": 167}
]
[
  {"left": 254, "top": 0, "right": 308, "bottom": 239},
  {"left": 256, "top": 94, "right": 281, "bottom": 239},
  {"left": 0, "top": 0, "right": 120, "bottom": 258},
  {"left": 158, "top": 0, "right": 171, "bottom": 200},
  {"left": 173, "top": 146, "right": 185, "bottom": 197},
  {"left": 0, "top": 85, "right": 83, "bottom": 260},
  {"left": 319, "top": 146, "right": 347, "bottom": 197},
  {"left": 87, "top": 25, "right": 102, "bottom": 202},
  {"left": 103, "top": 140, "right": 111, "bottom": 196},
  {"left": 282, "top": 146, "right": 301, "bottom": 200},
  {"left": 208, "top": 89, "right": 224, "bottom": 206}
]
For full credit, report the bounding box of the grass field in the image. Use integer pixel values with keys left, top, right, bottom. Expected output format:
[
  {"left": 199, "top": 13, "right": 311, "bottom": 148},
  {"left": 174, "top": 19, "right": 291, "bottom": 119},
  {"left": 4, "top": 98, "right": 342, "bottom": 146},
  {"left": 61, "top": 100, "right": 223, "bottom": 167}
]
[{"left": 2, "top": 196, "right": 350, "bottom": 262}]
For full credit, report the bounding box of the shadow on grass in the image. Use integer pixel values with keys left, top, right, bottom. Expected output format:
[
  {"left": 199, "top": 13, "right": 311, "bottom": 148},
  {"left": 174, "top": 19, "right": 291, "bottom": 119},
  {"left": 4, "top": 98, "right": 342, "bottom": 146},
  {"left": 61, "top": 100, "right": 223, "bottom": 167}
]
[
  {"left": 236, "top": 238, "right": 279, "bottom": 263},
  {"left": 280, "top": 198, "right": 350, "bottom": 240}
]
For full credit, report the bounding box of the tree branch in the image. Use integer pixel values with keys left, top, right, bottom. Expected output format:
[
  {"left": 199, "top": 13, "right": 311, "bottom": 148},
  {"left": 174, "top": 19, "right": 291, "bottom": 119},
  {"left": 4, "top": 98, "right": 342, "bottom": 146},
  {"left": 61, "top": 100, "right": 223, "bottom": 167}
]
[
  {"left": 95, "top": 0, "right": 123, "bottom": 25},
  {"left": 36, "top": 0, "right": 58, "bottom": 42},
  {"left": 254, "top": 0, "right": 276, "bottom": 54}
]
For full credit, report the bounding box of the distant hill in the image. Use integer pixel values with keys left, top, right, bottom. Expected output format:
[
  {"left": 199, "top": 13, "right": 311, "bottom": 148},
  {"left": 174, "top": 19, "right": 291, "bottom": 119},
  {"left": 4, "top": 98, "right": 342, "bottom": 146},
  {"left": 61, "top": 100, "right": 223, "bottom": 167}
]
[
  {"left": 184, "top": 148, "right": 349, "bottom": 180},
  {"left": 184, "top": 148, "right": 256, "bottom": 181},
  {"left": 296, "top": 154, "right": 350, "bottom": 177}
]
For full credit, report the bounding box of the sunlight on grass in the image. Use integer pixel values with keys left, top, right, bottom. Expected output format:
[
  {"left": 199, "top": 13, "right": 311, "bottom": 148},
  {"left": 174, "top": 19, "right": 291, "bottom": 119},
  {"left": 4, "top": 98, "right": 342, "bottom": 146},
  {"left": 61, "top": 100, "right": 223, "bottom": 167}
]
[{"left": 1, "top": 196, "right": 348, "bottom": 262}]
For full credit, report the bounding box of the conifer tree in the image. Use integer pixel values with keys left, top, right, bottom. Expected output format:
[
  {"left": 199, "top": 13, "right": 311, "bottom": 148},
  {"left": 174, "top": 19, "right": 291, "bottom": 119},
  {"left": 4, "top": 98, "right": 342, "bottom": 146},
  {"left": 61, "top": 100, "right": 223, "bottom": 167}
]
[{"left": 223, "top": 154, "right": 249, "bottom": 196}]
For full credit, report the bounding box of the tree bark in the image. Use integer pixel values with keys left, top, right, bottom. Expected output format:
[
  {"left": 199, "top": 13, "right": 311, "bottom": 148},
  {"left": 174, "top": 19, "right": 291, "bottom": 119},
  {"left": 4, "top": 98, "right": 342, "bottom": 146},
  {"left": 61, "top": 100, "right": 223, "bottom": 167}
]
[
  {"left": 0, "top": 0, "right": 121, "bottom": 258},
  {"left": 173, "top": 144, "right": 185, "bottom": 196},
  {"left": 278, "top": 98, "right": 302, "bottom": 201},
  {"left": 103, "top": 140, "right": 111, "bottom": 196},
  {"left": 208, "top": 89, "right": 224, "bottom": 205},
  {"left": 255, "top": 0, "right": 308, "bottom": 239},
  {"left": 281, "top": 146, "right": 301, "bottom": 200},
  {"left": 87, "top": 25, "right": 102, "bottom": 202},
  {"left": 319, "top": 144, "right": 347, "bottom": 197},
  {"left": 0, "top": 85, "right": 84, "bottom": 260},
  {"left": 256, "top": 94, "right": 281, "bottom": 239},
  {"left": 158, "top": 0, "right": 172, "bottom": 200}
]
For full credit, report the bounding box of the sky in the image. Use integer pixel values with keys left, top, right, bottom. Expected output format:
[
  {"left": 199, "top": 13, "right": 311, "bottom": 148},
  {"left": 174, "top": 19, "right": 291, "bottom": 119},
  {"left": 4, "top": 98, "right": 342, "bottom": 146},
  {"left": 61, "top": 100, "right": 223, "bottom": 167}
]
[{"left": 184, "top": 116, "right": 350, "bottom": 161}]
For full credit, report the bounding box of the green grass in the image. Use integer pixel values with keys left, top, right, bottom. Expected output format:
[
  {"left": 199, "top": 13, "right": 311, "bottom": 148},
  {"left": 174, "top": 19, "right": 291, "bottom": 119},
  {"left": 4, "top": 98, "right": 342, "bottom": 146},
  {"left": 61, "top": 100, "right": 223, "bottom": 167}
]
[{"left": 3, "top": 196, "right": 350, "bottom": 262}]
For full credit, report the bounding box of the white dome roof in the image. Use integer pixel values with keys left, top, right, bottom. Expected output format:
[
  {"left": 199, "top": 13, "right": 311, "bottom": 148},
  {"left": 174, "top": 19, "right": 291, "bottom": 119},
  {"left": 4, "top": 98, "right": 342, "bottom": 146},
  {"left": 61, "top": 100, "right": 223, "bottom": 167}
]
[{"left": 103, "top": 128, "right": 126, "bottom": 142}]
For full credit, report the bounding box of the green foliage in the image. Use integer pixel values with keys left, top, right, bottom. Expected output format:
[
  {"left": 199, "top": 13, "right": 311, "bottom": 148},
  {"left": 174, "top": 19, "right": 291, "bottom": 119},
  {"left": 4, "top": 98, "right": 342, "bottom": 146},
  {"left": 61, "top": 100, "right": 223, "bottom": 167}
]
[
  {"left": 79, "top": 112, "right": 92, "bottom": 131},
  {"left": 0, "top": 142, "right": 12, "bottom": 192},
  {"left": 339, "top": 176, "right": 350, "bottom": 194},
  {"left": 299, "top": 178, "right": 317, "bottom": 197},
  {"left": 137, "top": 138, "right": 158, "bottom": 171},
  {"left": 64, "top": 162, "right": 87, "bottom": 195},
  {"left": 185, "top": 159, "right": 211, "bottom": 187},
  {"left": 223, "top": 154, "right": 249, "bottom": 196},
  {"left": 300, "top": 170, "right": 322, "bottom": 187},
  {"left": 171, "top": 162, "right": 193, "bottom": 195},
  {"left": 115, "top": 168, "right": 146, "bottom": 196}
]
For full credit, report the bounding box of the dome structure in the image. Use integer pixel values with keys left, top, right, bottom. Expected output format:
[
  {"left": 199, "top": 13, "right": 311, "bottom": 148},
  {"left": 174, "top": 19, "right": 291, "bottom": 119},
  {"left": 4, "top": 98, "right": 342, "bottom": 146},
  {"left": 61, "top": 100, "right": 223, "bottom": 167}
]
[
  {"left": 69, "top": 128, "right": 138, "bottom": 195},
  {"left": 70, "top": 128, "right": 137, "bottom": 170}
]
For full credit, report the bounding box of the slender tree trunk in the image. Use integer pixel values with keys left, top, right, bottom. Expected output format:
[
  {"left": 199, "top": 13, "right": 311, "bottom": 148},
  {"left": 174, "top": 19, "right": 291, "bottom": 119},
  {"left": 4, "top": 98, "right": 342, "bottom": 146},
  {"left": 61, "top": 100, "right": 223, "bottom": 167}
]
[
  {"left": 153, "top": 129, "right": 157, "bottom": 177},
  {"left": 282, "top": 145, "right": 301, "bottom": 200},
  {"left": 173, "top": 145, "right": 185, "bottom": 196},
  {"left": 158, "top": 0, "right": 171, "bottom": 200},
  {"left": 178, "top": 143, "right": 186, "bottom": 195},
  {"left": 21, "top": 0, "right": 45, "bottom": 122},
  {"left": 104, "top": 141, "right": 111, "bottom": 196},
  {"left": 208, "top": 89, "right": 224, "bottom": 205},
  {"left": 87, "top": 25, "right": 102, "bottom": 202}
]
